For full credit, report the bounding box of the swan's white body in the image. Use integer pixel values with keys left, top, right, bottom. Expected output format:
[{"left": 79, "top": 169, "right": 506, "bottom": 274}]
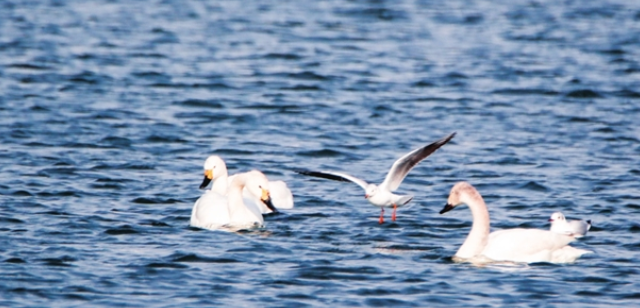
[
  {"left": 198, "top": 155, "right": 293, "bottom": 213},
  {"left": 298, "top": 132, "right": 456, "bottom": 223},
  {"left": 264, "top": 180, "right": 294, "bottom": 210},
  {"left": 191, "top": 191, "right": 230, "bottom": 229},
  {"left": 441, "top": 182, "right": 592, "bottom": 264},
  {"left": 482, "top": 229, "right": 582, "bottom": 263},
  {"left": 191, "top": 170, "right": 276, "bottom": 231},
  {"left": 549, "top": 212, "right": 591, "bottom": 237}
]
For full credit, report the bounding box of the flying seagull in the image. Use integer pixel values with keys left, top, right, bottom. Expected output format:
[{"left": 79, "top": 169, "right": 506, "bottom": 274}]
[{"left": 297, "top": 132, "right": 456, "bottom": 223}]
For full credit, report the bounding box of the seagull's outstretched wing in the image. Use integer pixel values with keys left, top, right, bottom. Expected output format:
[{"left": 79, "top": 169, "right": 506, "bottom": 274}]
[
  {"left": 296, "top": 170, "right": 369, "bottom": 191},
  {"left": 380, "top": 132, "right": 456, "bottom": 191}
]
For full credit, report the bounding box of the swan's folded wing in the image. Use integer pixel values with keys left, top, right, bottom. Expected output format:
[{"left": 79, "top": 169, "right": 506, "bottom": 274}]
[
  {"left": 483, "top": 229, "right": 576, "bottom": 263},
  {"left": 244, "top": 180, "right": 294, "bottom": 214},
  {"left": 550, "top": 246, "right": 593, "bottom": 263},
  {"left": 269, "top": 180, "right": 294, "bottom": 210}
]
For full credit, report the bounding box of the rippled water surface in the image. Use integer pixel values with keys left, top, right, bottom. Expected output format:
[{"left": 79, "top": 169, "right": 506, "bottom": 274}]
[{"left": 2, "top": 0, "right": 640, "bottom": 307}]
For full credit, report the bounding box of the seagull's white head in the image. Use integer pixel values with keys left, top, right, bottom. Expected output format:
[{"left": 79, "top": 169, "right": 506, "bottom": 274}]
[
  {"left": 364, "top": 184, "right": 378, "bottom": 199},
  {"left": 549, "top": 212, "right": 566, "bottom": 222}
]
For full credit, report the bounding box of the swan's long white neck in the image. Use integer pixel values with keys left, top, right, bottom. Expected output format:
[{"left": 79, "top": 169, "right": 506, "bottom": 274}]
[
  {"left": 210, "top": 172, "right": 229, "bottom": 195},
  {"left": 455, "top": 192, "right": 491, "bottom": 259},
  {"left": 226, "top": 173, "right": 253, "bottom": 220}
]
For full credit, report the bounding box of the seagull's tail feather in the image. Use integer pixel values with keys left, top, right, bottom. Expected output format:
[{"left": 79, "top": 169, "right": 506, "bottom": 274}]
[{"left": 397, "top": 195, "right": 413, "bottom": 207}]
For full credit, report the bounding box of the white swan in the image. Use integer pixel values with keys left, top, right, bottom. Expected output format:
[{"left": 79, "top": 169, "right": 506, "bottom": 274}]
[
  {"left": 549, "top": 212, "right": 591, "bottom": 237},
  {"left": 297, "top": 132, "right": 455, "bottom": 223},
  {"left": 191, "top": 170, "right": 277, "bottom": 230},
  {"left": 198, "top": 155, "right": 294, "bottom": 213},
  {"left": 440, "top": 182, "right": 592, "bottom": 264}
]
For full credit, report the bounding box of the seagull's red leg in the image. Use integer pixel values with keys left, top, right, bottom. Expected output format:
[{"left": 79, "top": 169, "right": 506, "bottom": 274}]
[
  {"left": 379, "top": 208, "right": 384, "bottom": 224},
  {"left": 392, "top": 204, "right": 397, "bottom": 221}
]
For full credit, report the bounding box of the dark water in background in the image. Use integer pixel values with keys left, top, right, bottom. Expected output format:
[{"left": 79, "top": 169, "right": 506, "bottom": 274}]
[{"left": 1, "top": 0, "right": 640, "bottom": 306}]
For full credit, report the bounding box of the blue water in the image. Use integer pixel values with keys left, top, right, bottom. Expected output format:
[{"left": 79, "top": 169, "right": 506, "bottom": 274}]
[{"left": 1, "top": 0, "right": 640, "bottom": 306}]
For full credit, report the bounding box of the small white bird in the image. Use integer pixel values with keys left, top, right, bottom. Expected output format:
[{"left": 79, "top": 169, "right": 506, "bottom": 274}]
[
  {"left": 198, "top": 155, "right": 294, "bottom": 213},
  {"left": 440, "top": 182, "right": 591, "bottom": 264},
  {"left": 549, "top": 212, "right": 591, "bottom": 238},
  {"left": 191, "top": 170, "right": 277, "bottom": 230},
  {"left": 298, "top": 132, "right": 455, "bottom": 223}
]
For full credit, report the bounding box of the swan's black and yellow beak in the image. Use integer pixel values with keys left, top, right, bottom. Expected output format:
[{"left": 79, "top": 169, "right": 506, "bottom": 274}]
[
  {"left": 440, "top": 203, "right": 454, "bottom": 214},
  {"left": 199, "top": 169, "right": 213, "bottom": 189},
  {"left": 261, "top": 188, "right": 278, "bottom": 213}
]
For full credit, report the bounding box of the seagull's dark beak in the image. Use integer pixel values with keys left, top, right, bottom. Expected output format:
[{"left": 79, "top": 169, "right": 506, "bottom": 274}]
[
  {"left": 364, "top": 194, "right": 369, "bottom": 199},
  {"left": 439, "top": 203, "right": 455, "bottom": 215},
  {"left": 548, "top": 218, "right": 554, "bottom": 222}
]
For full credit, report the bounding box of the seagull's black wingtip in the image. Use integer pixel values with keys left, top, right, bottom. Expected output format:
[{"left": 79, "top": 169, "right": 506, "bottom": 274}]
[
  {"left": 293, "top": 169, "right": 310, "bottom": 175},
  {"left": 295, "top": 170, "right": 352, "bottom": 182},
  {"left": 441, "top": 132, "right": 456, "bottom": 144}
]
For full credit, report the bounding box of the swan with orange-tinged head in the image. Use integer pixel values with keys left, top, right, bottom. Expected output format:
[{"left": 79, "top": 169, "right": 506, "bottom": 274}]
[{"left": 440, "top": 182, "right": 592, "bottom": 264}]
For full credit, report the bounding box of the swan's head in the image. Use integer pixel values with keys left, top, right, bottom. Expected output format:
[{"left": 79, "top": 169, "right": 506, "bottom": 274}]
[
  {"left": 549, "top": 212, "right": 566, "bottom": 222},
  {"left": 199, "top": 155, "right": 228, "bottom": 189},
  {"left": 364, "top": 184, "right": 378, "bottom": 199},
  {"left": 244, "top": 170, "right": 278, "bottom": 213},
  {"left": 440, "top": 182, "right": 480, "bottom": 214}
]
